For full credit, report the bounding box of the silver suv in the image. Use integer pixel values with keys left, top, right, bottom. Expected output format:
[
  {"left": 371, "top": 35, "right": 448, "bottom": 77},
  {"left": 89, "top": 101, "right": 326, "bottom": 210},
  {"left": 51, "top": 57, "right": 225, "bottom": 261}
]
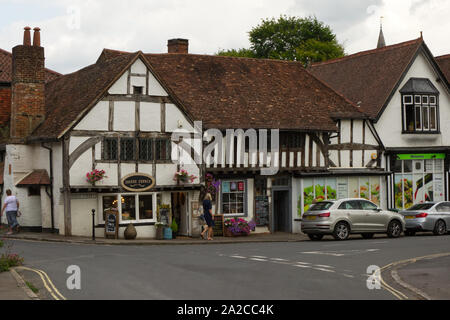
[{"left": 301, "top": 198, "right": 405, "bottom": 241}]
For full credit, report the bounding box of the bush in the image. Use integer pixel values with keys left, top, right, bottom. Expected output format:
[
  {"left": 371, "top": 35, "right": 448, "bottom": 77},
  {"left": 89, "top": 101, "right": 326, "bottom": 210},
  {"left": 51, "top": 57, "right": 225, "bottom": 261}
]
[{"left": 0, "top": 253, "right": 24, "bottom": 273}]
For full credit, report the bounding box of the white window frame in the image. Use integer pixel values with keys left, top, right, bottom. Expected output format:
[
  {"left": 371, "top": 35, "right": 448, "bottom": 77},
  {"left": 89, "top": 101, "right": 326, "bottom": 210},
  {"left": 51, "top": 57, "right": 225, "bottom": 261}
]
[
  {"left": 220, "top": 179, "right": 247, "bottom": 216},
  {"left": 99, "top": 193, "right": 158, "bottom": 224}
]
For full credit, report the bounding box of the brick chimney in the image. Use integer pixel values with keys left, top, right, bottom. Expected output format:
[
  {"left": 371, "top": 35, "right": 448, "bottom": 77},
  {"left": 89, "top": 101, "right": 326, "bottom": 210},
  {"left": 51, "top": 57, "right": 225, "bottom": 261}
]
[
  {"left": 167, "top": 39, "right": 189, "bottom": 54},
  {"left": 11, "top": 27, "right": 46, "bottom": 139}
]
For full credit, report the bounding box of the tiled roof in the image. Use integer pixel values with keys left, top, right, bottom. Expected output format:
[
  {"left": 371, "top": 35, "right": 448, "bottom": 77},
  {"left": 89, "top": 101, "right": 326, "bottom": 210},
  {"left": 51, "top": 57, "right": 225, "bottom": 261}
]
[
  {"left": 32, "top": 52, "right": 139, "bottom": 138},
  {"left": 310, "top": 38, "right": 423, "bottom": 119},
  {"left": 16, "top": 169, "right": 50, "bottom": 186},
  {"left": 0, "top": 48, "right": 61, "bottom": 83},
  {"left": 436, "top": 54, "right": 450, "bottom": 82},
  {"left": 144, "top": 53, "right": 365, "bottom": 130}
]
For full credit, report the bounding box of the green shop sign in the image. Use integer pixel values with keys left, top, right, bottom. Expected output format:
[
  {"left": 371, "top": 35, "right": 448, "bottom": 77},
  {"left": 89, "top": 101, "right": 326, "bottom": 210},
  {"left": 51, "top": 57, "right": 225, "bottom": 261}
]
[{"left": 396, "top": 153, "right": 446, "bottom": 160}]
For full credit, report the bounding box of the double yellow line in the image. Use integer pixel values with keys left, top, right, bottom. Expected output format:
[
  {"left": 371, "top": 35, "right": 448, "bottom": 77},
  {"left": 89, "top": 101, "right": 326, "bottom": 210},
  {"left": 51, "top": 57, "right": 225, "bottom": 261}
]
[
  {"left": 378, "top": 252, "right": 450, "bottom": 300},
  {"left": 17, "top": 266, "right": 67, "bottom": 300}
]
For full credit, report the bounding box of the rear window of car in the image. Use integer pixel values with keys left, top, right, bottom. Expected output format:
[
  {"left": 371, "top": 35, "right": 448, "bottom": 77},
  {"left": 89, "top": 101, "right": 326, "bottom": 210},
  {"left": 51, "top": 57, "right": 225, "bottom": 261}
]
[
  {"left": 407, "top": 203, "right": 435, "bottom": 210},
  {"left": 308, "top": 202, "right": 333, "bottom": 211}
]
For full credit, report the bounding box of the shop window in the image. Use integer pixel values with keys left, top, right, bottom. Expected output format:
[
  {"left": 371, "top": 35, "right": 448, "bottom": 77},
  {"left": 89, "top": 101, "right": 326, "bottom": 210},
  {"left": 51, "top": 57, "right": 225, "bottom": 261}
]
[
  {"left": 28, "top": 186, "right": 40, "bottom": 196},
  {"left": 156, "top": 139, "right": 171, "bottom": 161},
  {"left": 221, "top": 180, "right": 246, "bottom": 215},
  {"left": 394, "top": 156, "right": 445, "bottom": 209},
  {"left": 139, "top": 195, "right": 153, "bottom": 220},
  {"left": 121, "top": 195, "right": 136, "bottom": 221},
  {"left": 120, "top": 138, "right": 136, "bottom": 161},
  {"left": 139, "top": 139, "right": 154, "bottom": 161},
  {"left": 103, "top": 138, "right": 118, "bottom": 160},
  {"left": 101, "top": 194, "right": 156, "bottom": 223}
]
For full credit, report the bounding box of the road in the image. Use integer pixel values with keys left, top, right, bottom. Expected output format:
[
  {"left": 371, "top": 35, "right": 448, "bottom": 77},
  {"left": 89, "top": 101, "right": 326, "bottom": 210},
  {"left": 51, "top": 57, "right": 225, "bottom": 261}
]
[{"left": 5, "top": 234, "right": 450, "bottom": 300}]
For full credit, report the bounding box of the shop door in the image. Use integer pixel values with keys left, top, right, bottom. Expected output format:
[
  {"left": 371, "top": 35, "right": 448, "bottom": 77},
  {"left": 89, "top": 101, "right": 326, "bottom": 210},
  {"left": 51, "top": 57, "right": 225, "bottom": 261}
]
[
  {"left": 273, "top": 190, "right": 290, "bottom": 232},
  {"left": 171, "top": 192, "right": 189, "bottom": 236}
]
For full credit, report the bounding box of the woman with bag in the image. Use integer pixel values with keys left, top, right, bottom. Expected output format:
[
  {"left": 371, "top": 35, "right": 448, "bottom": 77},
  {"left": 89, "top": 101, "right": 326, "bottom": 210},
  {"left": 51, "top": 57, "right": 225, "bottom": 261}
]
[
  {"left": 1, "top": 189, "right": 20, "bottom": 235},
  {"left": 200, "top": 193, "right": 214, "bottom": 240}
]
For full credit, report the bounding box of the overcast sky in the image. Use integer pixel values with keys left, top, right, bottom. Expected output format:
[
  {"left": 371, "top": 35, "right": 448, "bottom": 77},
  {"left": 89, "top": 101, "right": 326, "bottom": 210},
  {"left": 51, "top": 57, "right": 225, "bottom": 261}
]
[{"left": 0, "top": 0, "right": 449, "bottom": 74}]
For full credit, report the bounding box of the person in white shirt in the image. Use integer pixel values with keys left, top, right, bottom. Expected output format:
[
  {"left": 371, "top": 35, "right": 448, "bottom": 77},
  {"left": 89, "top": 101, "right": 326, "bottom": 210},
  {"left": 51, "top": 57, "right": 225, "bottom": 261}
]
[{"left": 1, "top": 189, "right": 20, "bottom": 235}]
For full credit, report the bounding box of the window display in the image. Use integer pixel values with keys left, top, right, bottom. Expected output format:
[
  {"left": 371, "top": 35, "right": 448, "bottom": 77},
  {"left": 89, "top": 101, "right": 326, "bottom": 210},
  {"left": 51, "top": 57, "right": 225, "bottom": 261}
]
[
  {"left": 101, "top": 193, "right": 157, "bottom": 223},
  {"left": 394, "top": 156, "right": 444, "bottom": 209},
  {"left": 222, "top": 180, "right": 246, "bottom": 215}
]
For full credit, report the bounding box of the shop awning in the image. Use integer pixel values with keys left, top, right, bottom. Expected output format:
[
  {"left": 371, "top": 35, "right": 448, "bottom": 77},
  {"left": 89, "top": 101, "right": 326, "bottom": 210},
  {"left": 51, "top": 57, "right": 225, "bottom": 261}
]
[{"left": 16, "top": 169, "right": 50, "bottom": 186}]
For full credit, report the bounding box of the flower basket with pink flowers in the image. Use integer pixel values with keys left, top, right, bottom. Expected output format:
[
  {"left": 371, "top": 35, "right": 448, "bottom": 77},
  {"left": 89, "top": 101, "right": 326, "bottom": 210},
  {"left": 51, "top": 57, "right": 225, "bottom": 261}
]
[
  {"left": 173, "top": 169, "right": 197, "bottom": 183},
  {"left": 86, "top": 169, "right": 107, "bottom": 185}
]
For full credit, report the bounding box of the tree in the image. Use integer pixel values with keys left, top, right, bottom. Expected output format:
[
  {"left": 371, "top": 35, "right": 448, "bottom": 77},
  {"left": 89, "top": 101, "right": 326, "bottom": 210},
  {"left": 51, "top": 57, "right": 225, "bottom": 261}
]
[{"left": 217, "top": 15, "right": 345, "bottom": 65}]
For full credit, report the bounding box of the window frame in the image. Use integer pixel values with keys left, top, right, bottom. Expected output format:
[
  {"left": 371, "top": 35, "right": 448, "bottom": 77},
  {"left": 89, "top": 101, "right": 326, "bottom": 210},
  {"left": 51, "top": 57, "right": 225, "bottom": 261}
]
[
  {"left": 99, "top": 193, "right": 158, "bottom": 224},
  {"left": 402, "top": 93, "right": 439, "bottom": 134},
  {"left": 220, "top": 179, "right": 247, "bottom": 217}
]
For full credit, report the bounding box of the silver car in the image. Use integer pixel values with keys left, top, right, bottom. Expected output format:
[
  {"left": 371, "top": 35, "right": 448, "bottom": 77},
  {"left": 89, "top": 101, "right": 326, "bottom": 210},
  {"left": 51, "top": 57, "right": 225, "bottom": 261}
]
[
  {"left": 301, "top": 198, "right": 405, "bottom": 241},
  {"left": 399, "top": 202, "right": 450, "bottom": 236}
]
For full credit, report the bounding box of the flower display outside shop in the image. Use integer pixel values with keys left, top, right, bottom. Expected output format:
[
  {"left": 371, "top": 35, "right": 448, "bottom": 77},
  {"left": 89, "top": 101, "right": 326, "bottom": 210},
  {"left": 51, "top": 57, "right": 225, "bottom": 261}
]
[
  {"left": 205, "top": 173, "right": 221, "bottom": 201},
  {"left": 86, "top": 169, "right": 107, "bottom": 185},
  {"left": 173, "top": 169, "right": 197, "bottom": 183},
  {"left": 224, "top": 218, "right": 256, "bottom": 236}
]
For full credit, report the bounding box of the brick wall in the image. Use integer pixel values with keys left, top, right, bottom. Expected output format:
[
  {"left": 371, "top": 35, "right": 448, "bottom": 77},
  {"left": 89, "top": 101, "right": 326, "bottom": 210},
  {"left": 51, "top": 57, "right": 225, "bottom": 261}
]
[
  {"left": 0, "top": 86, "right": 11, "bottom": 126},
  {"left": 11, "top": 44, "right": 45, "bottom": 138}
]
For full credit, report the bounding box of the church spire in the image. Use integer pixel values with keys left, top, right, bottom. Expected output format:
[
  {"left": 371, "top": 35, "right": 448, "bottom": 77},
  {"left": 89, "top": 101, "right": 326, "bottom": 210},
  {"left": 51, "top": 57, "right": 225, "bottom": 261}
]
[{"left": 377, "top": 16, "right": 386, "bottom": 48}]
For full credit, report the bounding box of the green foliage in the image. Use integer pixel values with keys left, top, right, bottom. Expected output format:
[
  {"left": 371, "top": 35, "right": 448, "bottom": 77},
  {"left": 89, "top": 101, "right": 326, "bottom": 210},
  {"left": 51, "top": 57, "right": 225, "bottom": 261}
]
[
  {"left": 216, "top": 15, "right": 345, "bottom": 65},
  {"left": 0, "top": 253, "right": 24, "bottom": 272},
  {"left": 26, "top": 281, "right": 39, "bottom": 294},
  {"left": 170, "top": 219, "right": 179, "bottom": 233},
  {"left": 217, "top": 48, "right": 256, "bottom": 58}
]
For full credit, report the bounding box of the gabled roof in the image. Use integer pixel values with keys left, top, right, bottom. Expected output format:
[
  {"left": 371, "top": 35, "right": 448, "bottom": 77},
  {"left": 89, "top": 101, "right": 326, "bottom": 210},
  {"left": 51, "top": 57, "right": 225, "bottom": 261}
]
[
  {"left": 310, "top": 38, "right": 430, "bottom": 120},
  {"left": 0, "top": 47, "right": 61, "bottom": 83},
  {"left": 32, "top": 52, "right": 140, "bottom": 139},
  {"left": 436, "top": 54, "right": 450, "bottom": 81},
  {"left": 16, "top": 169, "right": 50, "bottom": 186}
]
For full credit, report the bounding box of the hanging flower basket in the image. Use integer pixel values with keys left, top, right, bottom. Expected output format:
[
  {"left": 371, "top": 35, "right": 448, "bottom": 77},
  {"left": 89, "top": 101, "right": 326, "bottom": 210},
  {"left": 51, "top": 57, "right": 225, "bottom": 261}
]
[
  {"left": 86, "top": 169, "right": 107, "bottom": 186},
  {"left": 173, "top": 169, "right": 197, "bottom": 183}
]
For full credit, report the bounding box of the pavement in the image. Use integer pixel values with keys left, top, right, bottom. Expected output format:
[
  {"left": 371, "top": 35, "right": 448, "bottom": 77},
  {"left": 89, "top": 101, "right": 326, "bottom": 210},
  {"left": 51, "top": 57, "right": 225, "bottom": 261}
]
[{"left": 1, "top": 229, "right": 449, "bottom": 300}]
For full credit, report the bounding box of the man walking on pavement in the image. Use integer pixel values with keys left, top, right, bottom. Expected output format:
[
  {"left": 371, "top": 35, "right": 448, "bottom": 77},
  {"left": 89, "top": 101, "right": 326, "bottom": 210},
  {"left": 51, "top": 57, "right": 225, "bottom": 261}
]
[{"left": 1, "top": 189, "right": 20, "bottom": 235}]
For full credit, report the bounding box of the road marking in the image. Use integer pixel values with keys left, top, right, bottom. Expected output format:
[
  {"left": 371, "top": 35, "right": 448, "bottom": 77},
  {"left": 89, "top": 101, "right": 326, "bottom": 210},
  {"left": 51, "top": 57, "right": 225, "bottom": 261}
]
[
  {"left": 251, "top": 256, "right": 267, "bottom": 259},
  {"left": 314, "top": 268, "right": 335, "bottom": 273},
  {"left": 300, "top": 251, "right": 345, "bottom": 257},
  {"left": 295, "top": 262, "right": 311, "bottom": 265},
  {"left": 300, "top": 249, "right": 380, "bottom": 257},
  {"left": 314, "top": 264, "right": 334, "bottom": 269},
  {"left": 230, "top": 255, "right": 247, "bottom": 259},
  {"left": 270, "top": 258, "right": 288, "bottom": 261},
  {"left": 250, "top": 258, "right": 267, "bottom": 262},
  {"left": 16, "top": 266, "right": 67, "bottom": 300},
  {"left": 343, "top": 274, "right": 355, "bottom": 278},
  {"left": 293, "top": 264, "right": 311, "bottom": 268}
]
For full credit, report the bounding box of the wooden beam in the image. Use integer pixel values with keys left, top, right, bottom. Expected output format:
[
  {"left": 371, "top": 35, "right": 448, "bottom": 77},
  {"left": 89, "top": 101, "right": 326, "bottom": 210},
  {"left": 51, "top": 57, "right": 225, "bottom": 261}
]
[
  {"left": 104, "top": 95, "right": 172, "bottom": 104},
  {"left": 69, "top": 136, "right": 102, "bottom": 169},
  {"left": 62, "top": 136, "right": 72, "bottom": 236},
  {"left": 328, "top": 143, "right": 380, "bottom": 151}
]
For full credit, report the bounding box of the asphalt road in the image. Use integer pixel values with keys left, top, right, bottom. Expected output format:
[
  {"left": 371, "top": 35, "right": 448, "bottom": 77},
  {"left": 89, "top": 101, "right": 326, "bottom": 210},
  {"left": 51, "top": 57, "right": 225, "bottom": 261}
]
[{"left": 5, "top": 233, "right": 450, "bottom": 300}]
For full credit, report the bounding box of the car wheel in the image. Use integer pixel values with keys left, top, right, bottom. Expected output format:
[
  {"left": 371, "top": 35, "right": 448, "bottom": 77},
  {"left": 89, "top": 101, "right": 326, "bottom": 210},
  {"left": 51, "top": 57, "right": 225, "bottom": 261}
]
[
  {"left": 387, "top": 220, "right": 402, "bottom": 238},
  {"left": 404, "top": 230, "right": 416, "bottom": 236},
  {"left": 308, "top": 234, "right": 324, "bottom": 241},
  {"left": 433, "top": 220, "right": 446, "bottom": 236},
  {"left": 333, "top": 222, "right": 350, "bottom": 240},
  {"left": 361, "top": 233, "right": 374, "bottom": 239}
]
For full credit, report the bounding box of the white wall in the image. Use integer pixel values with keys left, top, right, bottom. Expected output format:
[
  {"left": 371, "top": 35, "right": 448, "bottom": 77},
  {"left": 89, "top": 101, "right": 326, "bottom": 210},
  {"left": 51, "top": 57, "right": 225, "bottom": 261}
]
[
  {"left": 74, "top": 101, "right": 109, "bottom": 131},
  {"left": 376, "top": 51, "right": 450, "bottom": 148}
]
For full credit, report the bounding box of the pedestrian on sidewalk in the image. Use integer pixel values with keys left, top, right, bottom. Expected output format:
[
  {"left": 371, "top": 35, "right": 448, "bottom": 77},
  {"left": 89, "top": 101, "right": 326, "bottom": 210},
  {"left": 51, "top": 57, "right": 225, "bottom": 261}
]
[
  {"left": 200, "top": 193, "right": 214, "bottom": 240},
  {"left": 1, "top": 189, "right": 20, "bottom": 235}
]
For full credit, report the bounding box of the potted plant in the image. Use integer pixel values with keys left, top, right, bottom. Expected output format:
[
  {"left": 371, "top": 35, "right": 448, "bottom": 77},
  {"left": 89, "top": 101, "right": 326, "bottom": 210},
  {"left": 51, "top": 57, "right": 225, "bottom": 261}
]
[
  {"left": 173, "top": 169, "right": 197, "bottom": 184},
  {"left": 155, "top": 222, "right": 165, "bottom": 240},
  {"left": 86, "top": 169, "right": 107, "bottom": 186},
  {"left": 224, "top": 218, "right": 256, "bottom": 237},
  {"left": 124, "top": 223, "right": 137, "bottom": 240},
  {"left": 171, "top": 219, "right": 179, "bottom": 239}
]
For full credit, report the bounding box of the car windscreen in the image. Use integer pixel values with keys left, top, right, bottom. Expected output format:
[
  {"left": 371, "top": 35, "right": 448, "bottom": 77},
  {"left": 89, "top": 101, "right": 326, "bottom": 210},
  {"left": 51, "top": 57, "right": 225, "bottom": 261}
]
[
  {"left": 406, "top": 203, "right": 435, "bottom": 210},
  {"left": 308, "top": 202, "right": 333, "bottom": 211}
]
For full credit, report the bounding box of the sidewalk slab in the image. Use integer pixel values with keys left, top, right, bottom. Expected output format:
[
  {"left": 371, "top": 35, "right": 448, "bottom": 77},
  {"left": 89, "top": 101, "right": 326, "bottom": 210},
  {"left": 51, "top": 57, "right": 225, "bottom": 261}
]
[{"left": 0, "top": 271, "right": 31, "bottom": 300}]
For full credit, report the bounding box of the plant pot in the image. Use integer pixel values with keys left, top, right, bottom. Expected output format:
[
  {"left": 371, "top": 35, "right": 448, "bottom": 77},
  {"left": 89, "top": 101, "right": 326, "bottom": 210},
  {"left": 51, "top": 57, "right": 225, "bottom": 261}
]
[
  {"left": 224, "top": 227, "right": 248, "bottom": 237},
  {"left": 124, "top": 223, "right": 137, "bottom": 240},
  {"left": 155, "top": 226, "right": 164, "bottom": 240}
]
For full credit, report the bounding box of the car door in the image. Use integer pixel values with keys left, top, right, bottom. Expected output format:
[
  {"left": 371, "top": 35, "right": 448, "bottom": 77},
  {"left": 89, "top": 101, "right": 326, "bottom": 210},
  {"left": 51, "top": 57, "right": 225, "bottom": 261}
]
[
  {"left": 435, "top": 202, "right": 450, "bottom": 231},
  {"left": 359, "top": 200, "right": 387, "bottom": 231},
  {"left": 338, "top": 200, "right": 365, "bottom": 232}
]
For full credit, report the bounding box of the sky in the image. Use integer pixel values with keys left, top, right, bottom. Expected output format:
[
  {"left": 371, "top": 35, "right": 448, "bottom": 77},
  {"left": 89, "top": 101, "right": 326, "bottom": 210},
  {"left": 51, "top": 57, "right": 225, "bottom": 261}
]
[{"left": 0, "top": 0, "right": 449, "bottom": 74}]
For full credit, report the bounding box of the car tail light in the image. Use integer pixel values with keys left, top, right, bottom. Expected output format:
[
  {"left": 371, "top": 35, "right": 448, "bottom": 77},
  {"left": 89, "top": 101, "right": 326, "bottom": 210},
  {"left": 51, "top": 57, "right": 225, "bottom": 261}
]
[
  {"left": 415, "top": 213, "right": 428, "bottom": 218},
  {"left": 318, "top": 212, "right": 331, "bottom": 218}
]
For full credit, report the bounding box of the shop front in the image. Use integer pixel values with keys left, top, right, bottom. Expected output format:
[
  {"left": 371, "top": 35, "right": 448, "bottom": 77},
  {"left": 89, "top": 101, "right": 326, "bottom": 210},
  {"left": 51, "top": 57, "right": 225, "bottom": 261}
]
[{"left": 389, "top": 153, "right": 448, "bottom": 210}]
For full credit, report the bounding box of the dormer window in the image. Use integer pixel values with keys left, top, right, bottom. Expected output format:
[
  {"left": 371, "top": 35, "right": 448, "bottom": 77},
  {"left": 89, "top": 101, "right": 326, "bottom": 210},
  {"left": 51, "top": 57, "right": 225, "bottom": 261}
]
[
  {"left": 133, "top": 86, "right": 143, "bottom": 95},
  {"left": 400, "top": 78, "right": 439, "bottom": 133}
]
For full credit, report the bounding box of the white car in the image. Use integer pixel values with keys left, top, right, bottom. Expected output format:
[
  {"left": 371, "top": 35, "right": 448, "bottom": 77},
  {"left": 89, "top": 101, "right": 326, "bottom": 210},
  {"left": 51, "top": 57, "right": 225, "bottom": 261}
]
[{"left": 301, "top": 198, "right": 406, "bottom": 240}]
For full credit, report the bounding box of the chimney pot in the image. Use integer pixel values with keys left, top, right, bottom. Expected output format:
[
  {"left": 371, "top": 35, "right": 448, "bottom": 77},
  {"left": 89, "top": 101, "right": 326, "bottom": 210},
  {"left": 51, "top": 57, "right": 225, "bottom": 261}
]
[
  {"left": 167, "top": 38, "right": 189, "bottom": 54},
  {"left": 23, "top": 26, "right": 31, "bottom": 46},
  {"left": 33, "top": 27, "right": 41, "bottom": 46}
]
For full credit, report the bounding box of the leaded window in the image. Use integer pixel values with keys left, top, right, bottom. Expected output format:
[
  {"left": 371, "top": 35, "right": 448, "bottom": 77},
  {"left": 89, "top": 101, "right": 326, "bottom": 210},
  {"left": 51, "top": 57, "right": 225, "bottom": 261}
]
[
  {"left": 139, "top": 139, "right": 154, "bottom": 161},
  {"left": 156, "top": 139, "right": 171, "bottom": 161},
  {"left": 104, "top": 138, "right": 118, "bottom": 160},
  {"left": 120, "top": 138, "right": 136, "bottom": 161}
]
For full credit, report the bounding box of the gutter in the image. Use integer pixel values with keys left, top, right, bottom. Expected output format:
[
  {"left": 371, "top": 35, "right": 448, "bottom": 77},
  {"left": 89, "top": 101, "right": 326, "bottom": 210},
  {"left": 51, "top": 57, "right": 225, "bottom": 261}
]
[{"left": 41, "top": 142, "right": 55, "bottom": 233}]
